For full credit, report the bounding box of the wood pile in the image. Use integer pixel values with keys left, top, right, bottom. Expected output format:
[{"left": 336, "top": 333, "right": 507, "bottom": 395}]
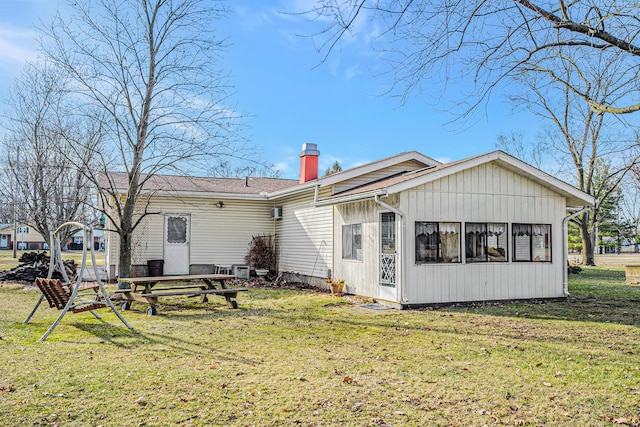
[{"left": 0, "top": 251, "right": 76, "bottom": 283}]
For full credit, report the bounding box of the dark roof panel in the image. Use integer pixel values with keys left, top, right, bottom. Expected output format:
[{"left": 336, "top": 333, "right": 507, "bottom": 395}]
[{"left": 102, "top": 172, "right": 299, "bottom": 195}]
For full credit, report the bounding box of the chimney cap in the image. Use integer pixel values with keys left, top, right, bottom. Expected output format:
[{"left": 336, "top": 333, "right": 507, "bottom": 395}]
[{"left": 300, "top": 142, "right": 320, "bottom": 157}]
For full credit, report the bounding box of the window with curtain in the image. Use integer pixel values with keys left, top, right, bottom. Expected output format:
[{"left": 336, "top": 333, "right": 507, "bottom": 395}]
[
  {"left": 512, "top": 224, "right": 551, "bottom": 262},
  {"left": 415, "top": 222, "right": 460, "bottom": 263},
  {"left": 465, "top": 222, "right": 507, "bottom": 262},
  {"left": 342, "top": 223, "right": 362, "bottom": 260}
]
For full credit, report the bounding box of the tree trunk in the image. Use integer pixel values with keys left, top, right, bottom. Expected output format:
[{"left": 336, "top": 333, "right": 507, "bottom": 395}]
[
  {"left": 118, "top": 228, "right": 132, "bottom": 278},
  {"left": 117, "top": 193, "right": 137, "bottom": 278},
  {"left": 578, "top": 213, "right": 595, "bottom": 266}
]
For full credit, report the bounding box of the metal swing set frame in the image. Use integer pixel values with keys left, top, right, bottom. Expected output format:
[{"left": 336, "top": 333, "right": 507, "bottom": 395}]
[{"left": 23, "top": 221, "right": 133, "bottom": 341}]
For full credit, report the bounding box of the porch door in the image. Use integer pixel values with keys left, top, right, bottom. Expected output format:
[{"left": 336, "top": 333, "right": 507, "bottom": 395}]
[
  {"left": 164, "top": 214, "right": 190, "bottom": 275},
  {"left": 378, "top": 212, "right": 398, "bottom": 301},
  {"left": 0, "top": 235, "right": 6, "bottom": 249}
]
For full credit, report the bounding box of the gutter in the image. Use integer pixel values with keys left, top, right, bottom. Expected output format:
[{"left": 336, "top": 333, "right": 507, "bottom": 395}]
[
  {"left": 140, "top": 190, "right": 270, "bottom": 200},
  {"left": 374, "top": 195, "right": 407, "bottom": 305},
  {"left": 562, "top": 206, "right": 590, "bottom": 296},
  {"left": 266, "top": 180, "right": 323, "bottom": 199}
]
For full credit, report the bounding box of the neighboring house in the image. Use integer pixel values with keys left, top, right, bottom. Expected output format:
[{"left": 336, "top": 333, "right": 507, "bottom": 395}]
[
  {"left": 0, "top": 223, "right": 48, "bottom": 250},
  {"left": 103, "top": 144, "right": 594, "bottom": 307},
  {"left": 68, "top": 228, "right": 105, "bottom": 251}
]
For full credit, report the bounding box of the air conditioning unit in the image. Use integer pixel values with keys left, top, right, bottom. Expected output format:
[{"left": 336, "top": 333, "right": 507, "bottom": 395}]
[{"left": 271, "top": 207, "right": 283, "bottom": 220}]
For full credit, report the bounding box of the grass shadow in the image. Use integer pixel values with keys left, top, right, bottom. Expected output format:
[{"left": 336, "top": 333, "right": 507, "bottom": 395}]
[{"left": 437, "top": 268, "right": 640, "bottom": 328}]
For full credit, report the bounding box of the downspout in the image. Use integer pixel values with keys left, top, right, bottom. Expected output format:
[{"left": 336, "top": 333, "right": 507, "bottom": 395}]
[
  {"left": 563, "top": 206, "right": 590, "bottom": 296},
  {"left": 375, "top": 194, "right": 406, "bottom": 305}
]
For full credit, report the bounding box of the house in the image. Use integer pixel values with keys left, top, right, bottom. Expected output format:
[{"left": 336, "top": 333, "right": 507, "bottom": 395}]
[
  {"left": 103, "top": 144, "right": 594, "bottom": 307},
  {"left": 0, "top": 223, "right": 48, "bottom": 250},
  {"left": 68, "top": 229, "right": 105, "bottom": 251}
]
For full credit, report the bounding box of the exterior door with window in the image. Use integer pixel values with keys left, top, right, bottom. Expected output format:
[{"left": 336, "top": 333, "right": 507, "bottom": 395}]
[
  {"left": 164, "top": 214, "right": 190, "bottom": 275},
  {"left": 378, "top": 212, "right": 398, "bottom": 301}
]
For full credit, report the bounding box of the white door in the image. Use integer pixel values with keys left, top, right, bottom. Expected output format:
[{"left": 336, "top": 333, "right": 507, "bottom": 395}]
[
  {"left": 164, "top": 214, "right": 190, "bottom": 275},
  {"left": 378, "top": 212, "right": 398, "bottom": 301},
  {"left": 0, "top": 235, "right": 6, "bottom": 249}
]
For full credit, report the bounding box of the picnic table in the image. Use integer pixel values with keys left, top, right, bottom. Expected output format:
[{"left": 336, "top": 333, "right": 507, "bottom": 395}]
[{"left": 114, "top": 274, "right": 247, "bottom": 315}]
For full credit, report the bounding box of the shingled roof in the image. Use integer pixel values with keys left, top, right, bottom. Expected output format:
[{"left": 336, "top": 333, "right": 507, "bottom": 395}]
[{"left": 102, "top": 172, "right": 298, "bottom": 196}]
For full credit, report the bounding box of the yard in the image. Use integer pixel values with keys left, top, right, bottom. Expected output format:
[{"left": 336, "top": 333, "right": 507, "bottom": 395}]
[
  {"left": 0, "top": 256, "right": 639, "bottom": 426},
  {"left": 0, "top": 250, "right": 105, "bottom": 271}
]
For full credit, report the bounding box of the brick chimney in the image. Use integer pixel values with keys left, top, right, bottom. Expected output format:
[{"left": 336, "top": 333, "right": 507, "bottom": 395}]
[{"left": 299, "top": 142, "right": 320, "bottom": 184}]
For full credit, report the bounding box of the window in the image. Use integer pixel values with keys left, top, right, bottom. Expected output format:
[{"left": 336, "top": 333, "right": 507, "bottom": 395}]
[
  {"left": 167, "top": 216, "right": 187, "bottom": 243},
  {"left": 415, "top": 222, "right": 460, "bottom": 263},
  {"left": 342, "top": 224, "right": 362, "bottom": 260},
  {"left": 16, "top": 226, "right": 28, "bottom": 234},
  {"left": 465, "top": 223, "right": 507, "bottom": 262},
  {"left": 512, "top": 224, "right": 551, "bottom": 262},
  {"left": 381, "top": 212, "right": 396, "bottom": 254},
  {"left": 17, "top": 242, "right": 27, "bottom": 250}
]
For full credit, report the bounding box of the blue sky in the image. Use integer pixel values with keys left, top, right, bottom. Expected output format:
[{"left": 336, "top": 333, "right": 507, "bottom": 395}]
[{"left": 0, "top": 0, "right": 538, "bottom": 179}]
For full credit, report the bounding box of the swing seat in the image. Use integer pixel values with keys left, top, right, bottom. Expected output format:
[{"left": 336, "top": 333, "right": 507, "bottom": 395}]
[
  {"left": 24, "top": 221, "right": 133, "bottom": 341},
  {"left": 34, "top": 277, "right": 104, "bottom": 313}
]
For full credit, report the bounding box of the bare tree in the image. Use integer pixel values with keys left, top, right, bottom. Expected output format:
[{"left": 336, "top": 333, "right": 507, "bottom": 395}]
[
  {"left": 211, "top": 161, "right": 282, "bottom": 179},
  {"left": 0, "top": 60, "right": 99, "bottom": 248},
  {"left": 619, "top": 177, "right": 640, "bottom": 252},
  {"left": 39, "top": 0, "right": 243, "bottom": 277},
  {"left": 323, "top": 160, "right": 342, "bottom": 176},
  {"left": 495, "top": 132, "right": 545, "bottom": 170},
  {"left": 307, "top": 1, "right": 640, "bottom": 117},
  {"left": 497, "top": 50, "right": 640, "bottom": 264}
]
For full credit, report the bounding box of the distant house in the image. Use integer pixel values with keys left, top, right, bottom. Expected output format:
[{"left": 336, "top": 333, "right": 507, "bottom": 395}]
[
  {"left": 103, "top": 144, "right": 594, "bottom": 307},
  {"left": 0, "top": 224, "right": 48, "bottom": 251},
  {"left": 68, "top": 229, "right": 105, "bottom": 251}
]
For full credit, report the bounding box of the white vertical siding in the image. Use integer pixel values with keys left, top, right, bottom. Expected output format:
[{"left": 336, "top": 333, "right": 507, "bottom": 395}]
[
  {"left": 332, "top": 194, "right": 401, "bottom": 299},
  {"left": 402, "top": 162, "right": 568, "bottom": 305},
  {"left": 333, "top": 200, "right": 378, "bottom": 297}
]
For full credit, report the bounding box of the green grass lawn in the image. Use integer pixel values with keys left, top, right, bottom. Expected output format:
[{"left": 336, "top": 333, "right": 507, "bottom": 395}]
[{"left": 0, "top": 268, "right": 639, "bottom": 426}]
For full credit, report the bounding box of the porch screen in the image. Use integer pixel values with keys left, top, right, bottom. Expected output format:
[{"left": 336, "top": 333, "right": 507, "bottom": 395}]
[
  {"left": 512, "top": 224, "right": 551, "bottom": 262},
  {"left": 465, "top": 222, "right": 507, "bottom": 262},
  {"left": 415, "top": 222, "right": 460, "bottom": 263}
]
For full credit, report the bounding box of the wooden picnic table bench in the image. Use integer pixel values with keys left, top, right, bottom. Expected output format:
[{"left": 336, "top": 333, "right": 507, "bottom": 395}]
[{"left": 114, "top": 274, "right": 247, "bottom": 315}]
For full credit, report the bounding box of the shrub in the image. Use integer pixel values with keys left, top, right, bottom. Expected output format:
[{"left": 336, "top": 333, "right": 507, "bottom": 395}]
[{"left": 245, "top": 234, "right": 277, "bottom": 271}]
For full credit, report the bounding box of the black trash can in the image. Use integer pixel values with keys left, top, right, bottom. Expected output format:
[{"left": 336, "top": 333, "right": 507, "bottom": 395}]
[{"left": 147, "top": 259, "right": 164, "bottom": 277}]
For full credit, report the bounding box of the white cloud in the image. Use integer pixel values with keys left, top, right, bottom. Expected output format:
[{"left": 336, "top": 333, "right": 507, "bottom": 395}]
[
  {"left": 272, "top": 145, "right": 299, "bottom": 178},
  {"left": 349, "top": 159, "right": 372, "bottom": 168},
  {"left": 0, "top": 27, "right": 38, "bottom": 65},
  {"left": 344, "top": 65, "right": 361, "bottom": 80},
  {"left": 233, "top": 6, "right": 276, "bottom": 31},
  {"left": 434, "top": 157, "right": 451, "bottom": 164},
  {"left": 274, "top": 160, "right": 293, "bottom": 176},
  {"left": 283, "top": 0, "right": 328, "bottom": 18}
]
